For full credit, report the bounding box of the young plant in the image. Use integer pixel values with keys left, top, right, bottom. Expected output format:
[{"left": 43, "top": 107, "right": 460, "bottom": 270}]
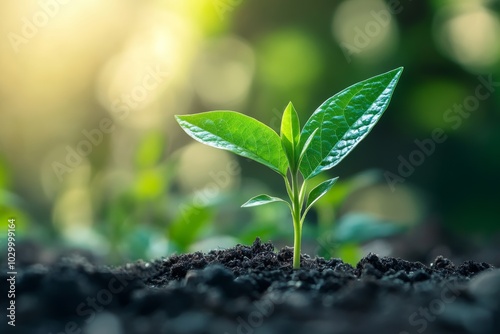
[{"left": 175, "top": 67, "right": 403, "bottom": 268}]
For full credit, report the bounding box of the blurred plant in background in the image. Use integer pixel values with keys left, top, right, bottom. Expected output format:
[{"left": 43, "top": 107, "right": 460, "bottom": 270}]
[{"left": 0, "top": 0, "right": 499, "bottom": 265}]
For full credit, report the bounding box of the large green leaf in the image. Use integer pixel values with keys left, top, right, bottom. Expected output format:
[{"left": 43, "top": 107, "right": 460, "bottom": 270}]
[
  {"left": 299, "top": 67, "right": 403, "bottom": 179},
  {"left": 176, "top": 111, "right": 288, "bottom": 175},
  {"left": 280, "top": 102, "right": 300, "bottom": 170}
]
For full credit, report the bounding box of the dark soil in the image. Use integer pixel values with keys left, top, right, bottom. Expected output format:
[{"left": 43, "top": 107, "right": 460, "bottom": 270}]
[{"left": 2, "top": 238, "right": 499, "bottom": 334}]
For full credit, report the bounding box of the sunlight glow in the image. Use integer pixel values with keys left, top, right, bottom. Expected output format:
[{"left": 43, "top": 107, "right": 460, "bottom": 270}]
[{"left": 176, "top": 143, "right": 239, "bottom": 195}]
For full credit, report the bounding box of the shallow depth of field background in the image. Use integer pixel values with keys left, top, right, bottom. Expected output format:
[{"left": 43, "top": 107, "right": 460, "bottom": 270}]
[{"left": 1, "top": 0, "right": 499, "bottom": 265}]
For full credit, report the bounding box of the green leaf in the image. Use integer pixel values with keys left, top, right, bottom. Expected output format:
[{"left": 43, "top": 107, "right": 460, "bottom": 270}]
[
  {"left": 280, "top": 102, "right": 300, "bottom": 170},
  {"left": 297, "top": 128, "right": 318, "bottom": 168},
  {"left": 169, "top": 204, "right": 213, "bottom": 252},
  {"left": 305, "top": 177, "right": 339, "bottom": 212},
  {"left": 176, "top": 111, "right": 288, "bottom": 176},
  {"left": 241, "top": 194, "right": 290, "bottom": 208},
  {"left": 333, "top": 213, "right": 406, "bottom": 244},
  {"left": 299, "top": 67, "right": 403, "bottom": 179},
  {"left": 135, "top": 131, "right": 165, "bottom": 169}
]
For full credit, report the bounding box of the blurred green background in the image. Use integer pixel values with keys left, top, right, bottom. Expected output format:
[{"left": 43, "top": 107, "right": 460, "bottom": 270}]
[{"left": 0, "top": 0, "right": 499, "bottom": 266}]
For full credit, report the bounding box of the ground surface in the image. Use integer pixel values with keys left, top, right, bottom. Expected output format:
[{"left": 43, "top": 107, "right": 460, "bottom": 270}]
[{"left": 1, "top": 238, "right": 499, "bottom": 334}]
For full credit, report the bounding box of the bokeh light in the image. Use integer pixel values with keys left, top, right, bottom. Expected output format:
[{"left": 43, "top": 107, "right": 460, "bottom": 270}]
[
  {"left": 332, "top": 0, "right": 399, "bottom": 63},
  {"left": 433, "top": 4, "right": 500, "bottom": 72},
  {"left": 192, "top": 36, "right": 255, "bottom": 108}
]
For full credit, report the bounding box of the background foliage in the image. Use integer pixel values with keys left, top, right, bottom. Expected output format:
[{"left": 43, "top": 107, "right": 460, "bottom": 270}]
[{"left": 0, "top": 0, "right": 499, "bottom": 265}]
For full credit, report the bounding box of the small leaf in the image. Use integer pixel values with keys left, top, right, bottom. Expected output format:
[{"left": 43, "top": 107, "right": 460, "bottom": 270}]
[
  {"left": 299, "top": 67, "right": 403, "bottom": 179},
  {"left": 297, "top": 128, "right": 318, "bottom": 168},
  {"left": 241, "top": 194, "right": 289, "bottom": 208},
  {"left": 305, "top": 177, "right": 339, "bottom": 212},
  {"left": 176, "top": 111, "right": 288, "bottom": 176},
  {"left": 280, "top": 102, "right": 300, "bottom": 169}
]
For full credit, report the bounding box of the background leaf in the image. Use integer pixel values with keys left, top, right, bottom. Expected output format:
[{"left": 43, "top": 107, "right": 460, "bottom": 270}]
[
  {"left": 299, "top": 67, "right": 403, "bottom": 179},
  {"left": 333, "top": 213, "right": 406, "bottom": 244},
  {"left": 176, "top": 111, "right": 288, "bottom": 175},
  {"left": 168, "top": 204, "right": 213, "bottom": 253}
]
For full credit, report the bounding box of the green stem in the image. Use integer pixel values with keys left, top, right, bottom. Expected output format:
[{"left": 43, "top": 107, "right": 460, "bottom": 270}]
[
  {"left": 293, "top": 216, "right": 301, "bottom": 269},
  {"left": 291, "top": 171, "right": 302, "bottom": 269}
]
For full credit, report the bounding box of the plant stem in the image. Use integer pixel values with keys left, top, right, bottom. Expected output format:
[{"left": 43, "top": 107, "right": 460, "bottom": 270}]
[
  {"left": 291, "top": 171, "right": 302, "bottom": 269},
  {"left": 292, "top": 215, "right": 302, "bottom": 269}
]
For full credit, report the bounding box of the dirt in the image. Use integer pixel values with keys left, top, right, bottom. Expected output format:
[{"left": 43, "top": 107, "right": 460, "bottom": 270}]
[{"left": 1, "top": 238, "right": 499, "bottom": 334}]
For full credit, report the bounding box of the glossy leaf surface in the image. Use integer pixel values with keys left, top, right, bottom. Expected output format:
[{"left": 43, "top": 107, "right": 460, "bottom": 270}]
[
  {"left": 299, "top": 67, "right": 403, "bottom": 179},
  {"left": 176, "top": 111, "right": 288, "bottom": 176}
]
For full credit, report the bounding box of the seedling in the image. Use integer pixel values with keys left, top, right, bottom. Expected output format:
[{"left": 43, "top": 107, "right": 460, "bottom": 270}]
[{"left": 175, "top": 67, "right": 403, "bottom": 268}]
